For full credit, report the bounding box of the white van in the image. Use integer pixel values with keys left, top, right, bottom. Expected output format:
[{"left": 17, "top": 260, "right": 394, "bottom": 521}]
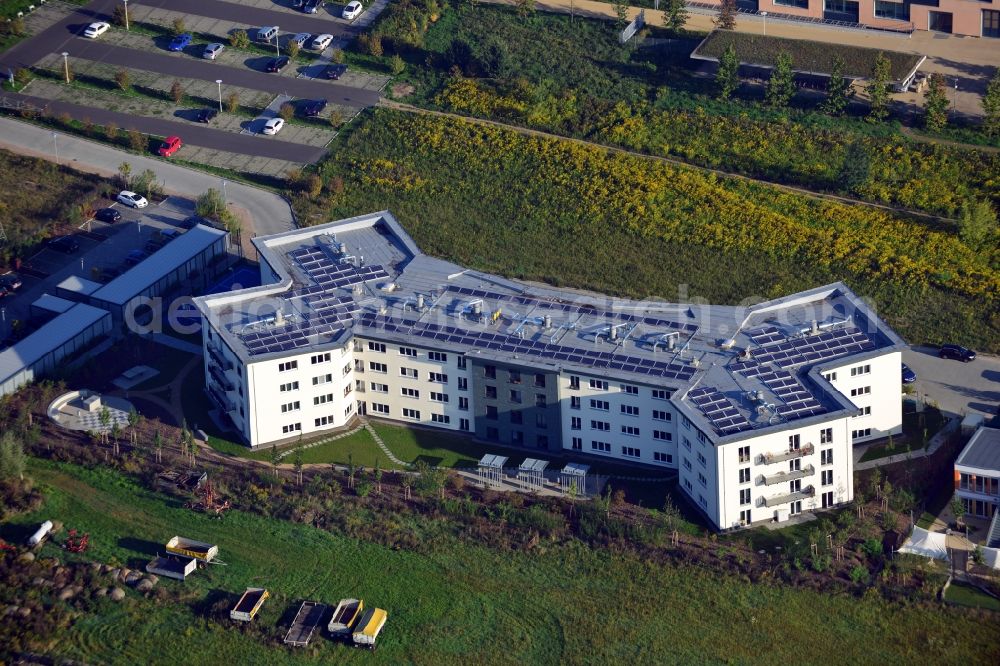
[{"left": 256, "top": 26, "right": 278, "bottom": 43}]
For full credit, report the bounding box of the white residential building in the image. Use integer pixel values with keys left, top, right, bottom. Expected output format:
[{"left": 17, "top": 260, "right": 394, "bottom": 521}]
[{"left": 194, "top": 212, "right": 907, "bottom": 531}]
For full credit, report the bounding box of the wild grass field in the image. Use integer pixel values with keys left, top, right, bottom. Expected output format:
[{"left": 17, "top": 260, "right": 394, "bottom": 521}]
[{"left": 4, "top": 459, "right": 997, "bottom": 665}]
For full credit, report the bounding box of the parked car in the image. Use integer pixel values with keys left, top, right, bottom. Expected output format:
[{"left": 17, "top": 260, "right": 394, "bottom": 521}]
[
  {"left": 95, "top": 207, "right": 121, "bottom": 224},
  {"left": 0, "top": 273, "right": 23, "bottom": 292},
  {"left": 203, "top": 43, "right": 225, "bottom": 60},
  {"left": 0, "top": 285, "right": 10, "bottom": 298},
  {"left": 125, "top": 250, "right": 150, "bottom": 267},
  {"left": 158, "top": 135, "right": 183, "bottom": 157},
  {"left": 303, "top": 99, "right": 327, "bottom": 117},
  {"left": 83, "top": 22, "right": 110, "bottom": 39},
  {"left": 144, "top": 239, "right": 164, "bottom": 253},
  {"left": 311, "top": 33, "right": 333, "bottom": 50},
  {"left": 168, "top": 33, "right": 192, "bottom": 51},
  {"left": 256, "top": 26, "right": 278, "bottom": 43},
  {"left": 304, "top": 0, "right": 325, "bottom": 13},
  {"left": 901, "top": 363, "right": 916, "bottom": 384},
  {"left": 262, "top": 117, "right": 285, "bottom": 135},
  {"left": 342, "top": 1, "right": 363, "bottom": 20},
  {"left": 939, "top": 344, "right": 976, "bottom": 362},
  {"left": 290, "top": 32, "right": 311, "bottom": 49},
  {"left": 195, "top": 108, "right": 219, "bottom": 123},
  {"left": 181, "top": 215, "right": 208, "bottom": 228},
  {"left": 266, "top": 55, "right": 290, "bottom": 73},
  {"left": 48, "top": 236, "right": 80, "bottom": 254},
  {"left": 117, "top": 190, "right": 148, "bottom": 208},
  {"left": 325, "top": 63, "right": 347, "bottom": 80},
  {"left": 291, "top": 0, "right": 305, "bottom": 8}
]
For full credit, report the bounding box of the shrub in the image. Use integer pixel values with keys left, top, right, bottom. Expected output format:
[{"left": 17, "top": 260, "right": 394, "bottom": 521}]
[
  {"left": 114, "top": 68, "right": 130, "bottom": 91},
  {"left": 127, "top": 129, "right": 147, "bottom": 152},
  {"left": 229, "top": 29, "right": 250, "bottom": 50},
  {"left": 169, "top": 80, "right": 184, "bottom": 104},
  {"left": 105, "top": 124, "right": 119, "bottom": 141},
  {"left": 850, "top": 565, "right": 869, "bottom": 585},
  {"left": 225, "top": 92, "right": 239, "bottom": 113},
  {"left": 287, "top": 41, "right": 300, "bottom": 60},
  {"left": 278, "top": 102, "right": 295, "bottom": 121},
  {"left": 171, "top": 18, "right": 186, "bottom": 36},
  {"left": 111, "top": 4, "right": 127, "bottom": 27},
  {"left": 390, "top": 54, "right": 405, "bottom": 76},
  {"left": 331, "top": 48, "right": 345, "bottom": 64}
]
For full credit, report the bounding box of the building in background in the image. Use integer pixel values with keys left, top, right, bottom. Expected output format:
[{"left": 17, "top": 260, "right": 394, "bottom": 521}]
[{"left": 955, "top": 426, "right": 1000, "bottom": 520}]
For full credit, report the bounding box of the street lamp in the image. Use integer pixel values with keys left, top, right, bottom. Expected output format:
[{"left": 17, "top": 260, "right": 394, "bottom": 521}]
[
  {"left": 274, "top": 27, "right": 280, "bottom": 57},
  {"left": 215, "top": 79, "right": 223, "bottom": 112},
  {"left": 61, "top": 51, "right": 69, "bottom": 82},
  {"left": 52, "top": 132, "right": 59, "bottom": 165},
  {"left": 221, "top": 178, "right": 228, "bottom": 204},
  {"left": 123, "top": 0, "right": 129, "bottom": 30},
  {"left": 761, "top": 12, "right": 768, "bottom": 36}
]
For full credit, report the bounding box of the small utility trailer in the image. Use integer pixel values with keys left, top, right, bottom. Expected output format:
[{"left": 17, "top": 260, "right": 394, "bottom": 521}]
[
  {"left": 351, "top": 607, "right": 387, "bottom": 650},
  {"left": 230, "top": 587, "right": 269, "bottom": 622},
  {"left": 327, "top": 598, "right": 363, "bottom": 639},
  {"left": 165, "top": 536, "right": 219, "bottom": 563},
  {"left": 146, "top": 555, "right": 197, "bottom": 581},
  {"left": 283, "top": 601, "right": 328, "bottom": 647}
]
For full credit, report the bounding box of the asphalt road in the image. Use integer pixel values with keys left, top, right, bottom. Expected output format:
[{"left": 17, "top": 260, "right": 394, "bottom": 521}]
[
  {"left": 902, "top": 346, "right": 1000, "bottom": 418},
  {"left": 9, "top": 93, "right": 327, "bottom": 161}
]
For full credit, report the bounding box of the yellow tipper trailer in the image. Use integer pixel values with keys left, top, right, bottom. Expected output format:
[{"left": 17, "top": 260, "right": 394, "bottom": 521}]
[
  {"left": 351, "top": 607, "right": 387, "bottom": 649},
  {"left": 165, "top": 536, "right": 218, "bottom": 563},
  {"left": 230, "top": 588, "right": 269, "bottom": 622}
]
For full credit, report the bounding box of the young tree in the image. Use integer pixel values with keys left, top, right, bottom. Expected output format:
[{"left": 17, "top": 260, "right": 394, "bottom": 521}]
[
  {"left": 983, "top": 67, "right": 1000, "bottom": 138},
  {"left": 293, "top": 447, "right": 303, "bottom": 486},
  {"left": 515, "top": 0, "right": 535, "bottom": 19},
  {"left": 114, "top": 68, "right": 131, "bottom": 91},
  {"left": 153, "top": 429, "right": 163, "bottom": 463},
  {"left": 278, "top": 102, "right": 296, "bottom": 121},
  {"left": 612, "top": 0, "right": 629, "bottom": 31},
  {"left": 663, "top": 0, "right": 689, "bottom": 34},
  {"left": 270, "top": 444, "right": 280, "bottom": 478},
  {"left": 389, "top": 54, "right": 405, "bottom": 76},
  {"left": 821, "top": 55, "right": 850, "bottom": 116},
  {"left": 715, "top": 44, "right": 739, "bottom": 100},
  {"left": 170, "top": 80, "right": 184, "bottom": 104},
  {"left": 347, "top": 452, "right": 356, "bottom": 489},
  {"left": 715, "top": 0, "right": 737, "bottom": 30},
  {"left": 117, "top": 161, "right": 133, "bottom": 189},
  {"left": 127, "top": 407, "right": 140, "bottom": 447},
  {"left": 111, "top": 4, "right": 128, "bottom": 27},
  {"left": 230, "top": 29, "right": 250, "bottom": 50},
  {"left": 0, "top": 432, "right": 26, "bottom": 481},
  {"left": 225, "top": 92, "right": 240, "bottom": 113},
  {"left": 923, "top": 72, "right": 949, "bottom": 132},
  {"left": 287, "top": 41, "right": 301, "bottom": 60},
  {"left": 374, "top": 456, "right": 383, "bottom": 494},
  {"left": 958, "top": 198, "right": 998, "bottom": 252},
  {"left": 766, "top": 52, "right": 796, "bottom": 108},
  {"left": 866, "top": 52, "right": 891, "bottom": 123},
  {"left": 171, "top": 18, "right": 186, "bottom": 36},
  {"left": 950, "top": 495, "right": 965, "bottom": 526}
]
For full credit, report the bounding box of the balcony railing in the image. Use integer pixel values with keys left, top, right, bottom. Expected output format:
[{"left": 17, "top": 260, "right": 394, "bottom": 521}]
[
  {"left": 208, "top": 364, "right": 234, "bottom": 392},
  {"left": 758, "top": 443, "right": 814, "bottom": 465},
  {"left": 208, "top": 384, "right": 234, "bottom": 413},
  {"left": 762, "top": 485, "right": 815, "bottom": 508},
  {"left": 207, "top": 344, "right": 233, "bottom": 371},
  {"left": 761, "top": 465, "right": 814, "bottom": 487}
]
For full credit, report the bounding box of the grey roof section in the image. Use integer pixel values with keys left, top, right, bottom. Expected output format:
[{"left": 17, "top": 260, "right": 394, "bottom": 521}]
[
  {"left": 57, "top": 274, "right": 102, "bottom": 296},
  {"left": 31, "top": 293, "right": 76, "bottom": 314},
  {"left": 956, "top": 427, "right": 1000, "bottom": 472},
  {"left": 195, "top": 211, "right": 907, "bottom": 444},
  {"left": 0, "top": 303, "right": 110, "bottom": 382},
  {"left": 91, "top": 224, "right": 227, "bottom": 306}
]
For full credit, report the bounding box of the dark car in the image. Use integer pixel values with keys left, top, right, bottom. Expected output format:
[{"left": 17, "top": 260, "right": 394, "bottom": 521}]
[
  {"left": 303, "top": 0, "right": 324, "bottom": 13},
  {"left": 901, "top": 363, "right": 916, "bottom": 384},
  {"left": 939, "top": 344, "right": 976, "bottom": 362},
  {"left": 181, "top": 215, "right": 208, "bottom": 229},
  {"left": 95, "top": 207, "right": 121, "bottom": 224},
  {"left": 195, "top": 108, "right": 219, "bottom": 124},
  {"left": 325, "top": 63, "right": 347, "bottom": 80},
  {"left": 168, "top": 33, "right": 193, "bottom": 52},
  {"left": 303, "top": 98, "right": 327, "bottom": 117},
  {"left": 124, "top": 250, "right": 150, "bottom": 267},
  {"left": 266, "top": 56, "right": 290, "bottom": 73},
  {"left": 0, "top": 273, "right": 22, "bottom": 291},
  {"left": 48, "top": 236, "right": 80, "bottom": 254}
]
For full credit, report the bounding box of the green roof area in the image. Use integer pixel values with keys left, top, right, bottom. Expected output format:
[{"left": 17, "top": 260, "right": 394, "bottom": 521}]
[{"left": 694, "top": 31, "right": 922, "bottom": 80}]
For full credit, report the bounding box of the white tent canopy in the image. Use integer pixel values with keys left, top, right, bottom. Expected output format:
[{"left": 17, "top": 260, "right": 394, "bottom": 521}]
[
  {"left": 898, "top": 527, "right": 949, "bottom": 561},
  {"left": 982, "top": 547, "right": 1000, "bottom": 570}
]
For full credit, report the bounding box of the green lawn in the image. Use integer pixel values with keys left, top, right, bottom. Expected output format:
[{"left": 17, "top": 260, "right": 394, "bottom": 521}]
[
  {"left": 859, "top": 439, "right": 915, "bottom": 463},
  {"left": 3, "top": 460, "right": 998, "bottom": 664},
  {"left": 944, "top": 582, "right": 1000, "bottom": 612},
  {"left": 296, "top": 428, "right": 401, "bottom": 469}
]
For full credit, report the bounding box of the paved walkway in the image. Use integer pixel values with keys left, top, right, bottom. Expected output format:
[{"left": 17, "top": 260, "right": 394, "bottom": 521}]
[{"left": 853, "top": 415, "right": 958, "bottom": 470}]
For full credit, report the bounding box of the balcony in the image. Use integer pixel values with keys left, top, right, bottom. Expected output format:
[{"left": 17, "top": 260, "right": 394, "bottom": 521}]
[
  {"left": 207, "top": 344, "right": 233, "bottom": 371},
  {"left": 762, "top": 485, "right": 815, "bottom": 508},
  {"left": 208, "top": 384, "right": 234, "bottom": 413},
  {"left": 208, "top": 364, "right": 234, "bottom": 392},
  {"left": 761, "top": 465, "right": 814, "bottom": 487},
  {"left": 758, "top": 443, "right": 814, "bottom": 465}
]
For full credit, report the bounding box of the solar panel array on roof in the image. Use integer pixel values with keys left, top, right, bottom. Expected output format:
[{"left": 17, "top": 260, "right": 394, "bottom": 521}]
[
  {"left": 746, "top": 325, "right": 784, "bottom": 345},
  {"left": 735, "top": 362, "right": 826, "bottom": 420},
  {"left": 291, "top": 245, "right": 389, "bottom": 291},
  {"left": 239, "top": 300, "right": 360, "bottom": 356},
  {"left": 750, "top": 326, "right": 875, "bottom": 368},
  {"left": 447, "top": 286, "right": 697, "bottom": 334},
  {"left": 687, "top": 386, "right": 754, "bottom": 435},
  {"left": 356, "top": 313, "right": 696, "bottom": 381}
]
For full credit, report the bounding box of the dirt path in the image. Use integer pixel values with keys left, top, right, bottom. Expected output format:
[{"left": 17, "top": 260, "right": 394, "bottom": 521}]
[{"left": 899, "top": 126, "right": 1000, "bottom": 154}]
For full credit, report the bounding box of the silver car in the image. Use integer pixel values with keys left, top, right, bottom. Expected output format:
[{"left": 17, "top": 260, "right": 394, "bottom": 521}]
[
  {"left": 203, "top": 43, "right": 225, "bottom": 60},
  {"left": 290, "top": 32, "right": 311, "bottom": 49}
]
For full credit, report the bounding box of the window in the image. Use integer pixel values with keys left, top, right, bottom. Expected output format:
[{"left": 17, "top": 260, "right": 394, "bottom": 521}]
[
  {"left": 369, "top": 361, "right": 387, "bottom": 373},
  {"left": 874, "top": 0, "right": 909, "bottom": 21},
  {"left": 536, "top": 435, "right": 549, "bottom": 449},
  {"left": 622, "top": 425, "right": 640, "bottom": 437},
  {"left": 738, "top": 445, "right": 750, "bottom": 464},
  {"left": 571, "top": 417, "right": 582, "bottom": 430},
  {"left": 430, "top": 391, "right": 448, "bottom": 403},
  {"left": 343, "top": 363, "right": 352, "bottom": 377},
  {"left": 740, "top": 488, "right": 751, "bottom": 505},
  {"left": 511, "top": 411, "right": 523, "bottom": 425},
  {"left": 739, "top": 509, "right": 752, "bottom": 525},
  {"left": 682, "top": 416, "right": 692, "bottom": 430},
  {"left": 591, "top": 420, "right": 610, "bottom": 432},
  {"left": 459, "top": 418, "right": 470, "bottom": 431},
  {"left": 310, "top": 352, "right": 331, "bottom": 365},
  {"left": 622, "top": 384, "right": 638, "bottom": 395},
  {"left": 485, "top": 365, "right": 496, "bottom": 379},
  {"left": 790, "top": 479, "right": 801, "bottom": 493},
  {"left": 683, "top": 458, "right": 692, "bottom": 471},
  {"left": 367, "top": 341, "right": 386, "bottom": 353},
  {"left": 535, "top": 394, "right": 546, "bottom": 408},
  {"left": 401, "top": 387, "right": 419, "bottom": 398},
  {"left": 622, "top": 446, "right": 641, "bottom": 458},
  {"left": 509, "top": 370, "right": 521, "bottom": 384},
  {"left": 696, "top": 431, "right": 708, "bottom": 445},
  {"left": 282, "top": 422, "right": 301, "bottom": 434},
  {"left": 485, "top": 385, "right": 498, "bottom": 399},
  {"left": 652, "top": 409, "right": 672, "bottom": 422},
  {"left": 698, "top": 473, "right": 707, "bottom": 487},
  {"left": 682, "top": 437, "right": 692, "bottom": 451},
  {"left": 653, "top": 430, "right": 672, "bottom": 441},
  {"left": 850, "top": 386, "right": 871, "bottom": 397},
  {"left": 279, "top": 381, "right": 299, "bottom": 392},
  {"left": 428, "top": 372, "right": 448, "bottom": 383},
  {"left": 429, "top": 351, "right": 447, "bottom": 362},
  {"left": 820, "top": 427, "right": 833, "bottom": 444},
  {"left": 590, "top": 399, "right": 609, "bottom": 411},
  {"left": 571, "top": 396, "right": 581, "bottom": 410},
  {"left": 822, "top": 470, "right": 833, "bottom": 486},
  {"left": 652, "top": 389, "right": 671, "bottom": 401},
  {"left": 343, "top": 383, "right": 353, "bottom": 397},
  {"left": 278, "top": 360, "right": 298, "bottom": 372},
  {"left": 281, "top": 401, "right": 300, "bottom": 413},
  {"left": 774, "top": 0, "right": 808, "bottom": 7},
  {"left": 852, "top": 428, "right": 872, "bottom": 439},
  {"left": 431, "top": 413, "right": 451, "bottom": 424},
  {"left": 653, "top": 452, "right": 672, "bottom": 463},
  {"left": 486, "top": 405, "right": 498, "bottom": 420},
  {"left": 789, "top": 458, "right": 801, "bottom": 472},
  {"left": 789, "top": 434, "right": 800, "bottom": 449},
  {"left": 684, "top": 479, "right": 693, "bottom": 492},
  {"left": 850, "top": 364, "right": 871, "bottom": 377},
  {"left": 314, "top": 415, "right": 335, "bottom": 427},
  {"left": 855, "top": 406, "right": 871, "bottom": 417},
  {"left": 572, "top": 437, "right": 583, "bottom": 451},
  {"left": 458, "top": 397, "right": 469, "bottom": 411},
  {"left": 589, "top": 379, "right": 608, "bottom": 391},
  {"left": 486, "top": 427, "right": 499, "bottom": 441},
  {"left": 314, "top": 394, "right": 334, "bottom": 405},
  {"left": 535, "top": 413, "right": 548, "bottom": 429},
  {"left": 370, "top": 382, "right": 388, "bottom": 393},
  {"left": 312, "top": 374, "right": 332, "bottom": 386},
  {"left": 402, "top": 408, "right": 420, "bottom": 419},
  {"left": 511, "top": 430, "right": 524, "bottom": 445},
  {"left": 371, "top": 402, "right": 389, "bottom": 414},
  {"left": 457, "top": 357, "right": 467, "bottom": 370},
  {"left": 697, "top": 452, "right": 706, "bottom": 467},
  {"left": 399, "top": 346, "right": 417, "bottom": 357},
  {"left": 821, "top": 449, "right": 833, "bottom": 466},
  {"left": 344, "top": 404, "right": 353, "bottom": 417},
  {"left": 534, "top": 373, "right": 546, "bottom": 388},
  {"left": 739, "top": 467, "right": 750, "bottom": 484},
  {"left": 400, "top": 367, "right": 418, "bottom": 379},
  {"left": 569, "top": 376, "right": 580, "bottom": 390},
  {"left": 591, "top": 440, "right": 611, "bottom": 452},
  {"left": 458, "top": 378, "right": 468, "bottom": 391},
  {"left": 790, "top": 501, "right": 802, "bottom": 516},
  {"left": 823, "top": 371, "right": 837, "bottom": 382},
  {"left": 986, "top": 9, "right": 1000, "bottom": 39},
  {"left": 621, "top": 405, "right": 639, "bottom": 417}
]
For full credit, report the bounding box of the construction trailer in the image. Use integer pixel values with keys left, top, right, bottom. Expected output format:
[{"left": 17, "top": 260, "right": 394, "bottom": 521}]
[
  {"left": 165, "top": 536, "right": 219, "bottom": 563},
  {"left": 146, "top": 555, "right": 197, "bottom": 581},
  {"left": 328, "top": 598, "right": 363, "bottom": 639},
  {"left": 231, "top": 588, "right": 269, "bottom": 622},
  {"left": 283, "top": 601, "right": 328, "bottom": 647},
  {"left": 351, "top": 607, "right": 388, "bottom": 649}
]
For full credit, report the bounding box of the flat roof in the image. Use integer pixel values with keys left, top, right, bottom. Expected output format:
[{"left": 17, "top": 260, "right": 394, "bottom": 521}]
[
  {"left": 956, "top": 427, "right": 1000, "bottom": 473},
  {"left": 0, "top": 303, "right": 110, "bottom": 382},
  {"left": 31, "top": 293, "right": 76, "bottom": 314},
  {"left": 91, "top": 224, "right": 227, "bottom": 306},
  {"left": 56, "top": 274, "right": 102, "bottom": 296}
]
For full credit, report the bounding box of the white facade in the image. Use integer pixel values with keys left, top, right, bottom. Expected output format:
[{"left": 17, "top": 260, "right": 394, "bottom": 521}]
[{"left": 821, "top": 351, "right": 903, "bottom": 444}]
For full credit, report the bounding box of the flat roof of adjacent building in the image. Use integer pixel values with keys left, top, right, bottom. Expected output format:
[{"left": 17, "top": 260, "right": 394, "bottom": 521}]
[
  {"left": 956, "top": 427, "right": 1000, "bottom": 473},
  {"left": 91, "top": 224, "right": 227, "bottom": 306},
  {"left": 0, "top": 303, "right": 110, "bottom": 382},
  {"left": 31, "top": 293, "right": 76, "bottom": 314},
  {"left": 196, "top": 211, "right": 907, "bottom": 443},
  {"left": 56, "top": 274, "right": 102, "bottom": 296}
]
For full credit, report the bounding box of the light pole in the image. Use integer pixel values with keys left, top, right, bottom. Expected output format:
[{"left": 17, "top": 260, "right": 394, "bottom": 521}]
[
  {"left": 274, "top": 27, "right": 280, "bottom": 57},
  {"left": 221, "top": 178, "right": 228, "bottom": 204},
  {"left": 52, "top": 132, "right": 59, "bottom": 165},
  {"left": 61, "top": 51, "right": 69, "bottom": 82},
  {"left": 215, "top": 79, "right": 223, "bottom": 112},
  {"left": 761, "top": 12, "right": 767, "bottom": 36},
  {"left": 123, "top": 0, "right": 129, "bottom": 30}
]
